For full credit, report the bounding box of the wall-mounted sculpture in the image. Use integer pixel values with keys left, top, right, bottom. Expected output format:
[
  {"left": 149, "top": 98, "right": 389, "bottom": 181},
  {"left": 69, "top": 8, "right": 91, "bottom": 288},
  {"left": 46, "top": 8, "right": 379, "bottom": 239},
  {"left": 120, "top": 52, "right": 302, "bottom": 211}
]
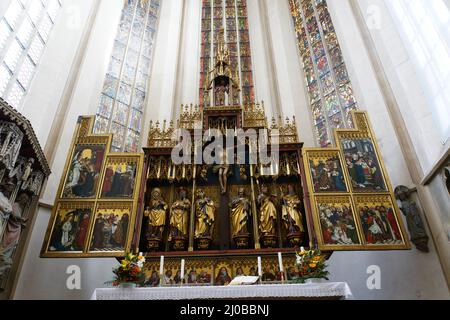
[{"left": 0, "top": 98, "right": 50, "bottom": 299}]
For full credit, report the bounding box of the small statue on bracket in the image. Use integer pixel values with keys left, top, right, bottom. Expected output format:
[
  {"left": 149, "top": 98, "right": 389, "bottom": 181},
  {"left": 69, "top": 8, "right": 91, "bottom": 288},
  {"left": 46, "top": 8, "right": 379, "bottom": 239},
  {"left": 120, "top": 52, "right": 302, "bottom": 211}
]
[
  {"left": 146, "top": 188, "right": 168, "bottom": 251},
  {"left": 394, "top": 185, "right": 429, "bottom": 252},
  {"left": 257, "top": 184, "right": 278, "bottom": 248},
  {"left": 194, "top": 189, "right": 215, "bottom": 250},
  {"left": 169, "top": 187, "right": 191, "bottom": 251},
  {"left": 281, "top": 184, "right": 305, "bottom": 247},
  {"left": 229, "top": 188, "right": 251, "bottom": 249}
]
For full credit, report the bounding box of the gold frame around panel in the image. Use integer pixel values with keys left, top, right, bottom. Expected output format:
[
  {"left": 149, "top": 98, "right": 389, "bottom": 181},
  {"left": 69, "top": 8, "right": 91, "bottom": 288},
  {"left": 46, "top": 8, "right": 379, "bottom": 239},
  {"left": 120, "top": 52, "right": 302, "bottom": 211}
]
[
  {"left": 303, "top": 111, "right": 410, "bottom": 251},
  {"left": 334, "top": 111, "right": 410, "bottom": 250},
  {"left": 59, "top": 118, "right": 111, "bottom": 200},
  {"left": 311, "top": 195, "right": 364, "bottom": 251},
  {"left": 86, "top": 201, "right": 135, "bottom": 257},
  {"left": 353, "top": 194, "right": 408, "bottom": 249},
  {"left": 41, "top": 116, "right": 144, "bottom": 258},
  {"left": 41, "top": 201, "right": 96, "bottom": 257},
  {"left": 99, "top": 154, "right": 143, "bottom": 200},
  {"left": 303, "top": 148, "right": 350, "bottom": 194}
]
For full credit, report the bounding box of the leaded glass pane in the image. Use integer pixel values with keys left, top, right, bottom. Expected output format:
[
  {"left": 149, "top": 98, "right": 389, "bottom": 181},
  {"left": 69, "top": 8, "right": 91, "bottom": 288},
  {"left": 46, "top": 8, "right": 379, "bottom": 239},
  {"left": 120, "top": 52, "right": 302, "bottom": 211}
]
[
  {"left": 16, "top": 17, "right": 33, "bottom": 47},
  {"left": 7, "top": 81, "right": 25, "bottom": 108},
  {"left": 0, "top": 64, "right": 12, "bottom": 96},
  {"left": 4, "top": 39, "right": 23, "bottom": 73},
  {"left": 4, "top": 0, "right": 23, "bottom": 29},
  {"left": 16, "top": 55, "right": 34, "bottom": 89},
  {"left": 28, "top": 35, "right": 44, "bottom": 64},
  {"left": 38, "top": 14, "right": 53, "bottom": 42},
  {"left": 28, "top": 0, "right": 44, "bottom": 25},
  {"left": 0, "top": 20, "right": 12, "bottom": 51}
]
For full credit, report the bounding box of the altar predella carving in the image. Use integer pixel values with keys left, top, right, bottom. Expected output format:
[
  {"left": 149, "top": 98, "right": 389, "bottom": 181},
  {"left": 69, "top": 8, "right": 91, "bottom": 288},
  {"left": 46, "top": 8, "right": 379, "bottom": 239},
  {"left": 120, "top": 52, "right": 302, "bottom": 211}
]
[
  {"left": 40, "top": 27, "right": 410, "bottom": 280},
  {"left": 0, "top": 98, "right": 50, "bottom": 299}
]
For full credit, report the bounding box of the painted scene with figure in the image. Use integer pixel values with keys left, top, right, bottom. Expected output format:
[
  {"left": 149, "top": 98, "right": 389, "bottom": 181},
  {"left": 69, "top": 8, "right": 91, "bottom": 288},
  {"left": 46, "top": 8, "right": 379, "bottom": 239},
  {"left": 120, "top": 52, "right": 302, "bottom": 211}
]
[
  {"left": 101, "top": 156, "right": 140, "bottom": 199},
  {"left": 46, "top": 204, "right": 93, "bottom": 253},
  {"left": 89, "top": 204, "right": 132, "bottom": 253},
  {"left": 62, "top": 144, "right": 106, "bottom": 198},
  {"left": 341, "top": 138, "right": 387, "bottom": 192}
]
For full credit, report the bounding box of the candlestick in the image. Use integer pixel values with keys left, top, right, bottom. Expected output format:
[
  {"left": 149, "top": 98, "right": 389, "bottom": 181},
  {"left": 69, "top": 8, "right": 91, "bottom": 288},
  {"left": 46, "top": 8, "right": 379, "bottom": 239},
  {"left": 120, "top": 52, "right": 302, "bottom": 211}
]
[
  {"left": 159, "top": 256, "right": 164, "bottom": 285},
  {"left": 257, "top": 256, "right": 262, "bottom": 279},
  {"left": 180, "top": 259, "right": 185, "bottom": 285},
  {"left": 300, "top": 246, "right": 305, "bottom": 253},
  {"left": 277, "top": 252, "right": 284, "bottom": 272}
]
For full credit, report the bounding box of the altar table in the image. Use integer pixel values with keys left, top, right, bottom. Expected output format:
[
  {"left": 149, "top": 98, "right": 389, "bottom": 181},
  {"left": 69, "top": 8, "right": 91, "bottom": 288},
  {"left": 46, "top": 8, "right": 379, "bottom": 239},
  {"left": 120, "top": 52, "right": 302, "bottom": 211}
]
[{"left": 91, "top": 282, "right": 353, "bottom": 300}]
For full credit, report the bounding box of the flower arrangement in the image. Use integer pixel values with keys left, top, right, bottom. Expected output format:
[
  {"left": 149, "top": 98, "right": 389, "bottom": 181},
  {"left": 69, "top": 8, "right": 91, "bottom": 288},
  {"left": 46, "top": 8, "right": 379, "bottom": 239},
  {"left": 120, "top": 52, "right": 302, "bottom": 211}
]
[
  {"left": 293, "top": 248, "right": 329, "bottom": 283},
  {"left": 111, "top": 253, "right": 146, "bottom": 287}
]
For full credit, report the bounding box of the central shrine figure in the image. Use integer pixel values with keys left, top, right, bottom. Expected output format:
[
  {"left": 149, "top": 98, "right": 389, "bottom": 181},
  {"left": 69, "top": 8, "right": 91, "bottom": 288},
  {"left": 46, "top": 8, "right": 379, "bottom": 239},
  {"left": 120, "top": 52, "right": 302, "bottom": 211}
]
[
  {"left": 281, "top": 185, "right": 304, "bottom": 234},
  {"left": 257, "top": 185, "right": 277, "bottom": 237},
  {"left": 169, "top": 187, "right": 190, "bottom": 248},
  {"left": 229, "top": 188, "right": 251, "bottom": 238},
  {"left": 147, "top": 188, "right": 167, "bottom": 238},
  {"left": 194, "top": 189, "right": 215, "bottom": 239}
]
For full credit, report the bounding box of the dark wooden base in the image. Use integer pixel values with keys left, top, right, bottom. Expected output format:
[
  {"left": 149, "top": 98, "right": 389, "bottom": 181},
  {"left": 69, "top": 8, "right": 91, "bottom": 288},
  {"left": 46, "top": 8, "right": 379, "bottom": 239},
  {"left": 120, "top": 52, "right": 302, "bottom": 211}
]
[
  {"left": 233, "top": 234, "right": 250, "bottom": 249},
  {"left": 171, "top": 236, "right": 187, "bottom": 251},
  {"left": 147, "top": 237, "right": 162, "bottom": 252},
  {"left": 196, "top": 236, "right": 213, "bottom": 250},
  {"left": 260, "top": 234, "right": 277, "bottom": 248},
  {"left": 287, "top": 232, "right": 305, "bottom": 248}
]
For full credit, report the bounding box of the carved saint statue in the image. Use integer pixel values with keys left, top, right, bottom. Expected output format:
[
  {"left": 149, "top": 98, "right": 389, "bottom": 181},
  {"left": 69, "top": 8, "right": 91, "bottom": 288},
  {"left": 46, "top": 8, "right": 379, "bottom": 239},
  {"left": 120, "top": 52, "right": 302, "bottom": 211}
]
[
  {"left": 147, "top": 188, "right": 167, "bottom": 238},
  {"left": 394, "top": 185, "right": 429, "bottom": 252},
  {"left": 257, "top": 185, "right": 277, "bottom": 236},
  {"left": 0, "top": 181, "right": 14, "bottom": 240},
  {"left": 229, "top": 188, "right": 251, "bottom": 238},
  {"left": 281, "top": 185, "right": 305, "bottom": 234},
  {"left": 169, "top": 187, "right": 191, "bottom": 240},
  {"left": 194, "top": 189, "right": 215, "bottom": 239}
]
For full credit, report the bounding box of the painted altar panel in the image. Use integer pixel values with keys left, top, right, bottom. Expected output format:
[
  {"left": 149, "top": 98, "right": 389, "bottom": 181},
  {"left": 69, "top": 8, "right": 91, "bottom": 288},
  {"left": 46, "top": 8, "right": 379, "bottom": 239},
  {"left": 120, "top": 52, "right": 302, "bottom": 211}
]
[
  {"left": 41, "top": 116, "right": 144, "bottom": 258},
  {"left": 303, "top": 111, "right": 410, "bottom": 250}
]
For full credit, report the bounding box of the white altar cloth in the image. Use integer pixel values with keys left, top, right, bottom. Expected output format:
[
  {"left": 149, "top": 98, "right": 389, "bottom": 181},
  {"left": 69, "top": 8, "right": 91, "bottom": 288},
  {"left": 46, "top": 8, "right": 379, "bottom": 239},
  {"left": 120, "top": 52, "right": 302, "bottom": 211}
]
[{"left": 91, "top": 282, "right": 353, "bottom": 300}]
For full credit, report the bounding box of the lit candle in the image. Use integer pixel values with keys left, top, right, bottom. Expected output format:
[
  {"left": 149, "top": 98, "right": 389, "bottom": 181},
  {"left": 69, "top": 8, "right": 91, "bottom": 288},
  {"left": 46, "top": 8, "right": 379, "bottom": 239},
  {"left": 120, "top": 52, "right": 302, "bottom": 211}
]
[
  {"left": 300, "top": 246, "right": 305, "bottom": 253},
  {"left": 139, "top": 252, "right": 143, "bottom": 257},
  {"left": 257, "top": 256, "right": 262, "bottom": 277},
  {"left": 277, "top": 252, "right": 284, "bottom": 272},
  {"left": 180, "top": 259, "right": 185, "bottom": 285}
]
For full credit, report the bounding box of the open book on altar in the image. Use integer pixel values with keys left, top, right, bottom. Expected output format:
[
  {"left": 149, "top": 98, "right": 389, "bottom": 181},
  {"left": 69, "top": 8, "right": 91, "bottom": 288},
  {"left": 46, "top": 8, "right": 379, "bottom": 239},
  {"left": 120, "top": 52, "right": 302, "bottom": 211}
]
[{"left": 228, "top": 276, "right": 260, "bottom": 286}]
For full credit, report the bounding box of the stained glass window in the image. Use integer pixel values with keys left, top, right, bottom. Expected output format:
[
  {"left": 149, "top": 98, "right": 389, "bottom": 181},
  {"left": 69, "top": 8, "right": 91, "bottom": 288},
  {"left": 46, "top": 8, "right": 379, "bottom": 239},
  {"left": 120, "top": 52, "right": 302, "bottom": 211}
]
[
  {"left": 94, "top": 0, "right": 161, "bottom": 153},
  {"left": 0, "top": 0, "right": 62, "bottom": 109},
  {"left": 199, "top": 0, "right": 255, "bottom": 107},
  {"left": 289, "top": 0, "right": 358, "bottom": 147}
]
